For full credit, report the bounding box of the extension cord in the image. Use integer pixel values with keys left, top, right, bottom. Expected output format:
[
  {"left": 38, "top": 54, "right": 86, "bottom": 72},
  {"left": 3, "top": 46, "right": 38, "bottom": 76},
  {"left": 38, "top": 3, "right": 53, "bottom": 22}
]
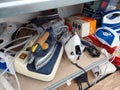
[{"left": 0, "top": 23, "right": 17, "bottom": 47}]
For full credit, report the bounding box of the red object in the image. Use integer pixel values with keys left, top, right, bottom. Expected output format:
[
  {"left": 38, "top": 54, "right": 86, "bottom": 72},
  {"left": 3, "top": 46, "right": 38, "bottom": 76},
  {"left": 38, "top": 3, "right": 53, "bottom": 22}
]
[
  {"left": 100, "top": 1, "right": 108, "bottom": 9},
  {"left": 84, "top": 35, "right": 117, "bottom": 54},
  {"left": 110, "top": 56, "right": 120, "bottom": 67},
  {"left": 66, "top": 23, "right": 73, "bottom": 32}
]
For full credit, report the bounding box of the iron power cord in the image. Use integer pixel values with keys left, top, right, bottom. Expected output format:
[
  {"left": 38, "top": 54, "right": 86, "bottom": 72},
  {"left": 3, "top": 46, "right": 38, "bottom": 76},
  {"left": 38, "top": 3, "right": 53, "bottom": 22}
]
[
  {"left": 81, "top": 40, "right": 101, "bottom": 57},
  {"left": 72, "top": 63, "right": 90, "bottom": 90},
  {"left": 85, "top": 46, "right": 101, "bottom": 57}
]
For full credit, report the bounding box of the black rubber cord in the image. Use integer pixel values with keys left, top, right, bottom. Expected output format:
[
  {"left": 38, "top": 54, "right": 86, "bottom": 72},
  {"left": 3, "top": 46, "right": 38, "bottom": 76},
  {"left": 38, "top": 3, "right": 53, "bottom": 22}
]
[{"left": 73, "top": 63, "right": 90, "bottom": 90}]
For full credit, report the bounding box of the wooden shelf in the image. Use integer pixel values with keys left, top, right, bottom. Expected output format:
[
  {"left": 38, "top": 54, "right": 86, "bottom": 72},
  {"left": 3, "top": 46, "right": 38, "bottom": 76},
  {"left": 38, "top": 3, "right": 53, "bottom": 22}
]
[
  {"left": 17, "top": 51, "right": 106, "bottom": 90},
  {"left": 89, "top": 71, "right": 120, "bottom": 90},
  {"left": 57, "top": 70, "right": 95, "bottom": 90}
]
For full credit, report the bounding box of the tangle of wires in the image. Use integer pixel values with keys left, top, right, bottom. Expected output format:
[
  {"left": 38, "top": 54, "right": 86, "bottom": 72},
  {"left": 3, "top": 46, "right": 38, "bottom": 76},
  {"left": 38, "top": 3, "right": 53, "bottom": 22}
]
[
  {"left": 81, "top": 40, "right": 101, "bottom": 57},
  {"left": 73, "top": 63, "right": 90, "bottom": 90}
]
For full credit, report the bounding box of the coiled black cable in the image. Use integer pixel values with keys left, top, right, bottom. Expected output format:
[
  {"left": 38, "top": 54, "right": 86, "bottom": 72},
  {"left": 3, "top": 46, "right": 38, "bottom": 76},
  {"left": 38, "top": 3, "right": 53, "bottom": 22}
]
[
  {"left": 73, "top": 63, "right": 90, "bottom": 90},
  {"left": 85, "top": 46, "right": 101, "bottom": 57},
  {"left": 81, "top": 40, "right": 101, "bottom": 57}
]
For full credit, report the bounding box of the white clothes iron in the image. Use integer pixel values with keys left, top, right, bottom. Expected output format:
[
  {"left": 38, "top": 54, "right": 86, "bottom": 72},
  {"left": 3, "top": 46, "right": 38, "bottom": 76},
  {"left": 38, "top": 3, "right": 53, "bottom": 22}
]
[
  {"left": 95, "top": 27, "right": 119, "bottom": 47},
  {"left": 64, "top": 34, "right": 84, "bottom": 63},
  {"left": 14, "top": 19, "right": 68, "bottom": 81},
  {"left": 14, "top": 35, "right": 63, "bottom": 81},
  {"left": 102, "top": 10, "right": 120, "bottom": 33},
  {"left": 30, "top": 31, "right": 57, "bottom": 70},
  {"left": 14, "top": 28, "right": 64, "bottom": 81}
]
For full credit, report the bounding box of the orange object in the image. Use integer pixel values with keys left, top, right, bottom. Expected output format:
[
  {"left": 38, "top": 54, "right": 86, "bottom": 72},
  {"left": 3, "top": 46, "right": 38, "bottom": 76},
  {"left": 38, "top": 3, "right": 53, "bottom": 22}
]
[
  {"left": 76, "top": 14, "right": 96, "bottom": 35},
  {"left": 37, "top": 32, "right": 49, "bottom": 46},
  {"left": 19, "top": 53, "right": 27, "bottom": 59},
  {"left": 66, "top": 14, "right": 96, "bottom": 37},
  {"left": 32, "top": 32, "right": 49, "bottom": 52}
]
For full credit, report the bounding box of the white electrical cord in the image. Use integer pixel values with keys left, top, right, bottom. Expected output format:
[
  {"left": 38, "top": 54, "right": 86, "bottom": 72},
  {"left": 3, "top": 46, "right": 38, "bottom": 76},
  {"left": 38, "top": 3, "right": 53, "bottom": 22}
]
[
  {"left": 93, "top": 48, "right": 118, "bottom": 84},
  {"left": 101, "top": 49, "right": 109, "bottom": 59},
  {"left": 0, "top": 35, "right": 32, "bottom": 50},
  {"left": 0, "top": 53, "right": 20, "bottom": 90},
  {"left": 14, "top": 27, "right": 36, "bottom": 39},
  {"left": 0, "top": 54, "right": 20, "bottom": 90},
  {"left": 110, "top": 47, "right": 120, "bottom": 63},
  {"left": 4, "top": 35, "right": 32, "bottom": 53},
  {"left": 92, "top": 49, "right": 110, "bottom": 84},
  {"left": 0, "top": 34, "right": 34, "bottom": 90}
]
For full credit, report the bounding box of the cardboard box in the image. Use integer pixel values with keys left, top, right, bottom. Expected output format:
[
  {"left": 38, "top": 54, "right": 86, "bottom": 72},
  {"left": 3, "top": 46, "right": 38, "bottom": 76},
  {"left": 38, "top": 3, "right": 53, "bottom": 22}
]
[{"left": 66, "top": 14, "right": 96, "bottom": 37}]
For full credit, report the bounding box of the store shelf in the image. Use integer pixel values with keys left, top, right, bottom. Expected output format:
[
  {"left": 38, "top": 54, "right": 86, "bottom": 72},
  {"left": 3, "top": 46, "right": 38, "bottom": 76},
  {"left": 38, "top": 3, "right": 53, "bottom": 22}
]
[
  {"left": 57, "top": 71, "right": 94, "bottom": 90},
  {"left": 45, "top": 53, "right": 107, "bottom": 90},
  {"left": 17, "top": 52, "right": 107, "bottom": 90},
  {"left": 89, "top": 71, "right": 120, "bottom": 90},
  {"left": 0, "top": 0, "right": 96, "bottom": 18}
]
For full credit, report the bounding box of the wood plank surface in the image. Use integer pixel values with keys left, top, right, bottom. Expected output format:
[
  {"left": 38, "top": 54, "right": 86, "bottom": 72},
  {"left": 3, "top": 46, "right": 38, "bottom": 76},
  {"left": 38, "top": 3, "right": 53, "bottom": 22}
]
[
  {"left": 89, "top": 70, "right": 120, "bottom": 90},
  {"left": 17, "top": 51, "right": 105, "bottom": 90},
  {"left": 57, "top": 71, "right": 95, "bottom": 90}
]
